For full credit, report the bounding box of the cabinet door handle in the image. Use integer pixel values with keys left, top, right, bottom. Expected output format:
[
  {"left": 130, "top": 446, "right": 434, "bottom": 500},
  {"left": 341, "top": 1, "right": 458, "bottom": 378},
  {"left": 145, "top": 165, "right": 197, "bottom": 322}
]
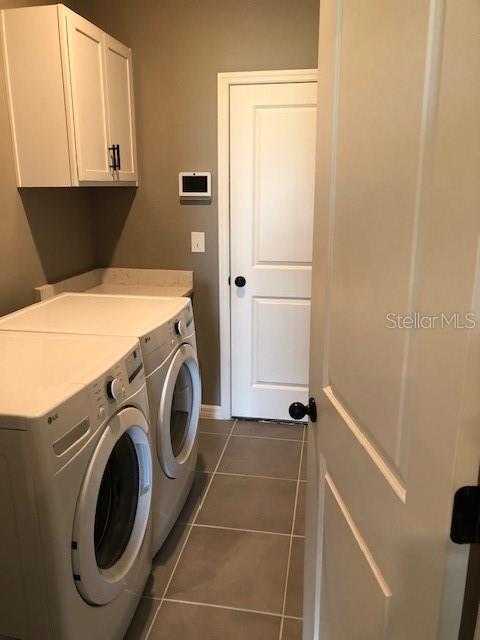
[
  {"left": 108, "top": 145, "right": 117, "bottom": 170},
  {"left": 108, "top": 145, "right": 121, "bottom": 171}
]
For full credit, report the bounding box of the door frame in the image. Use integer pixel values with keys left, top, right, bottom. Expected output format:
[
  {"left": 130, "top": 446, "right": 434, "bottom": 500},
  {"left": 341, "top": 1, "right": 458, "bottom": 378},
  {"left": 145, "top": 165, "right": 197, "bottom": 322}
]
[{"left": 216, "top": 69, "right": 318, "bottom": 420}]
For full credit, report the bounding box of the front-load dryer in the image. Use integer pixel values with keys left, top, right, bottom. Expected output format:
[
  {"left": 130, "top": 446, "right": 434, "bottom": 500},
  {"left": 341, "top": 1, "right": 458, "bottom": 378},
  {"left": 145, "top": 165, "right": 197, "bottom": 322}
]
[
  {"left": 0, "top": 331, "right": 152, "bottom": 640},
  {"left": 0, "top": 293, "right": 201, "bottom": 555}
]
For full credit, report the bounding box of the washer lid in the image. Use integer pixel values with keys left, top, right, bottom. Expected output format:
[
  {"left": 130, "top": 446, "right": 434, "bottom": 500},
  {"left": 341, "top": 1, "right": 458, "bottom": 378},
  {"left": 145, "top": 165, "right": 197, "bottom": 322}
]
[
  {"left": 0, "top": 293, "right": 190, "bottom": 338},
  {"left": 0, "top": 332, "right": 137, "bottom": 426}
]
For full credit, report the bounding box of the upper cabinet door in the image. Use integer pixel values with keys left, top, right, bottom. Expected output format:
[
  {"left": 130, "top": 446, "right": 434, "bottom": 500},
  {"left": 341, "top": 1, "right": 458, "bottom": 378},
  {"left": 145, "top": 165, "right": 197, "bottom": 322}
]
[
  {"left": 65, "top": 12, "right": 112, "bottom": 183},
  {"left": 104, "top": 35, "right": 138, "bottom": 183}
]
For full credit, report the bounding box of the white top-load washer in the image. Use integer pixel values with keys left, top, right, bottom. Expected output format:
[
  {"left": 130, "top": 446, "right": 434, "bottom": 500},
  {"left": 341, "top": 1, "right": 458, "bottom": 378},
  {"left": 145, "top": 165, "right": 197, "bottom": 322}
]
[
  {"left": 0, "top": 293, "right": 201, "bottom": 555},
  {"left": 0, "top": 331, "right": 152, "bottom": 640}
]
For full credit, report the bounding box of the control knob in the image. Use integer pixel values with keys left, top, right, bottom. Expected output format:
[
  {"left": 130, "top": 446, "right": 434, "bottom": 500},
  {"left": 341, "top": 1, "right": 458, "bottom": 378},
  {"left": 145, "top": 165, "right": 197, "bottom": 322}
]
[
  {"left": 174, "top": 320, "right": 186, "bottom": 337},
  {"left": 106, "top": 377, "right": 123, "bottom": 401}
]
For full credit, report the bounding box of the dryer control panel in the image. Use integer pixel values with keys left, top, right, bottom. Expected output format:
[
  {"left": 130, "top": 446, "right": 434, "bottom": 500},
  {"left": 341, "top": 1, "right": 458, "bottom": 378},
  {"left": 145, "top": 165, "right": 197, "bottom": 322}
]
[
  {"left": 90, "top": 345, "right": 145, "bottom": 422},
  {"left": 170, "top": 302, "right": 195, "bottom": 342},
  {"left": 141, "top": 301, "right": 196, "bottom": 374}
]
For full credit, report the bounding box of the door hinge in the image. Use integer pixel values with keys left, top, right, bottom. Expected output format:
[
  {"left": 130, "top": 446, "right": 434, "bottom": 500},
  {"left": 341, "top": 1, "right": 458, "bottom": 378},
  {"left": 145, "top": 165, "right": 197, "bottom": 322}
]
[{"left": 450, "top": 486, "right": 480, "bottom": 544}]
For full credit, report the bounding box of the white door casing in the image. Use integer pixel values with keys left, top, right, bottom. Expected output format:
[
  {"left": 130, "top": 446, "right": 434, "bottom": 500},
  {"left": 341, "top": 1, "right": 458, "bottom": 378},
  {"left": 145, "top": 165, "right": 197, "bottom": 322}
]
[
  {"left": 104, "top": 34, "right": 137, "bottom": 182},
  {"left": 305, "top": 1, "right": 480, "bottom": 639},
  {"left": 230, "top": 81, "right": 317, "bottom": 421},
  {"left": 65, "top": 10, "right": 112, "bottom": 182}
]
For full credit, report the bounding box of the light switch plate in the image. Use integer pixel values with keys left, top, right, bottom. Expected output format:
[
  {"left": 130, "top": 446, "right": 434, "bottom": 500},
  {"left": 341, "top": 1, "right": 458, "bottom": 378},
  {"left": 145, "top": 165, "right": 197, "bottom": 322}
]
[{"left": 191, "top": 231, "right": 205, "bottom": 253}]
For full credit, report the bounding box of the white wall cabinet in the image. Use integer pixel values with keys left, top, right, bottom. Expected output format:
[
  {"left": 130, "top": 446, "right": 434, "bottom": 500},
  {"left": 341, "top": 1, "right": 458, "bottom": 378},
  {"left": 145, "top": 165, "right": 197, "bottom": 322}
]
[{"left": 1, "top": 4, "right": 137, "bottom": 187}]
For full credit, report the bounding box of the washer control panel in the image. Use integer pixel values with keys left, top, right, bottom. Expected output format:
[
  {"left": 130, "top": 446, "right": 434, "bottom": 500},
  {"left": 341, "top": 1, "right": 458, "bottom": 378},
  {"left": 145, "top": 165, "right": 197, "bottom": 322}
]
[
  {"left": 170, "top": 303, "right": 195, "bottom": 342},
  {"left": 89, "top": 345, "right": 145, "bottom": 421},
  {"left": 106, "top": 376, "right": 123, "bottom": 401},
  {"left": 174, "top": 319, "right": 185, "bottom": 337}
]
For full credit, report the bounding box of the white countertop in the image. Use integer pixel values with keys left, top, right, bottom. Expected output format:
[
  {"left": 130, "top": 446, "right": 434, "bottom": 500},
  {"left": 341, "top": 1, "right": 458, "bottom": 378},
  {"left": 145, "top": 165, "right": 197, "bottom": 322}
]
[
  {"left": 35, "top": 268, "right": 194, "bottom": 301},
  {"left": 86, "top": 283, "right": 193, "bottom": 297}
]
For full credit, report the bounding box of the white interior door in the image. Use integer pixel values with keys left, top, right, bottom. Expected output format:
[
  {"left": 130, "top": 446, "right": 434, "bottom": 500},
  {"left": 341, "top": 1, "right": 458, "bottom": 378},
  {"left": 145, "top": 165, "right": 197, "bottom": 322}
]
[
  {"left": 230, "top": 81, "right": 317, "bottom": 421},
  {"left": 104, "top": 34, "right": 137, "bottom": 182},
  {"left": 65, "top": 11, "right": 112, "bottom": 182},
  {"left": 305, "top": 1, "right": 480, "bottom": 639}
]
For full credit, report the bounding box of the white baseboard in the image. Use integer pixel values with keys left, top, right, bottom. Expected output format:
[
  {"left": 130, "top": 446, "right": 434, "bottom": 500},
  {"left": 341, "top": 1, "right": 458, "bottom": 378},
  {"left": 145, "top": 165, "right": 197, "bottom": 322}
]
[{"left": 200, "top": 404, "right": 227, "bottom": 420}]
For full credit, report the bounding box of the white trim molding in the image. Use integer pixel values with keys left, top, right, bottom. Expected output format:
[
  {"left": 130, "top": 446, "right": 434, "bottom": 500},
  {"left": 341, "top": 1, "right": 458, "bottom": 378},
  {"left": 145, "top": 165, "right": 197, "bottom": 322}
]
[
  {"left": 200, "top": 404, "right": 224, "bottom": 420},
  {"left": 217, "top": 69, "right": 318, "bottom": 420}
]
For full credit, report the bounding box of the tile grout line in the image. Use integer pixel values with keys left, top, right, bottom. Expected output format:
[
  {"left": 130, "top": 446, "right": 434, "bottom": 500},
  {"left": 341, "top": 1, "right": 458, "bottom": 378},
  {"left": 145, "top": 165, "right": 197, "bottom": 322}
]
[
  {"left": 190, "top": 522, "right": 305, "bottom": 539},
  {"left": 200, "top": 431, "right": 303, "bottom": 443},
  {"left": 214, "top": 470, "right": 299, "bottom": 482},
  {"left": 195, "top": 469, "right": 306, "bottom": 484},
  {"left": 142, "top": 594, "right": 303, "bottom": 623},
  {"left": 163, "top": 597, "right": 284, "bottom": 619},
  {"left": 278, "top": 423, "right": 306, "bottom": 640},
  {"left": 144, "top": 419, "right": 238, "bottom": 639}
]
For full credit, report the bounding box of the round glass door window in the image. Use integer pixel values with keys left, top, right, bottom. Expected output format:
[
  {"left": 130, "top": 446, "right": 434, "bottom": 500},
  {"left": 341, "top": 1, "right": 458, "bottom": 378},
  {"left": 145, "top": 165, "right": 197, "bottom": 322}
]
[
  {"left": 94, "top": 432, "right": 140, "bottom": 570},
  {"left": 170, "top": 362, "right": 194, "bottom": 458},
  {"left": 158, "top": 343, "right": 201, "bottom": 479}
]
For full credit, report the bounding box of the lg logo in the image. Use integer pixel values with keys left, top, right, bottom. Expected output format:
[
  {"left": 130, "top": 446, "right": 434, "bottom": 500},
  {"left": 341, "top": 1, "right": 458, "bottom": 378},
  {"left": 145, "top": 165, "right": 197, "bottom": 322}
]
[{"left": 47, "top": 413, "right": 59, "bottom": 424}]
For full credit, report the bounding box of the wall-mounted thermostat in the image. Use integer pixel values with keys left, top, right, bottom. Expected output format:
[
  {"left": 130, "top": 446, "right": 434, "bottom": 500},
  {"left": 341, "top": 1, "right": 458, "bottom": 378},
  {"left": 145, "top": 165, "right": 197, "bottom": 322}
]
[{"left": 179, "top": 172, "right": 211, "bottom": 199}]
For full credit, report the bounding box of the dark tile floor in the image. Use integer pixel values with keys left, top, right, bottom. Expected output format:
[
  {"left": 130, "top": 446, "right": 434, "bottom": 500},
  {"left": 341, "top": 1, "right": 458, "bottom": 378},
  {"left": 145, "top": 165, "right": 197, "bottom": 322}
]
[{"left": 125, "top": 418, "right": 306, "bottom": 640}]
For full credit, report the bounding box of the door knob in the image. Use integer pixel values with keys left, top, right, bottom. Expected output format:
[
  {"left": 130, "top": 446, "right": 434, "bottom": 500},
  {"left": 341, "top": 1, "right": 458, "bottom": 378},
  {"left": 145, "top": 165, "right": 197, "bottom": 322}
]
[
  {"left": 235, "top": 276, "right": 246, "bottom": 287},
  {"left": 289, "top": 397, "right": 317, "bottom": 422}
]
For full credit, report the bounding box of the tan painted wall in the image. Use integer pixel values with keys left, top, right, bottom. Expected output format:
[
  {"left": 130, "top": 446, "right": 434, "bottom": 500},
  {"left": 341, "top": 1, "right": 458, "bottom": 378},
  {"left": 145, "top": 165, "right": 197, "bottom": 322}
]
[
  {"left": 0, "top": 0, "right": 96, "bottom": 315},
  {"left": 80, "top": 0, "right": 319, "bottom": 405}
]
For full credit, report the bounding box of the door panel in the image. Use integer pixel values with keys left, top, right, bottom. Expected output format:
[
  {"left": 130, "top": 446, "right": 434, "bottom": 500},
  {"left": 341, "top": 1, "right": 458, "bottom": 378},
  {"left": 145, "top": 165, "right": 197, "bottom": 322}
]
[
  {"left": 307, "top": 1, "right": 480, "bottom": 638},
  {"left": 253, "top": 298, "right": 310, "bottom": 387},
  {"left": 104, "top": 34, "right": 137, "bottom": 182},
  {"left": 65, "top": 12, "right": 112, "bottom": 182},
  {"left": 329, "top": 0, "right": 430, "bottom": 472},
  {"left": 320, "top": 478, "right": 390, "bottom": 640},
  {"left": 255, "top": 107, "right": 315, "bottom": 264},
  {"left": 230, "top": 82, "right": 317, "bottom": 420}
]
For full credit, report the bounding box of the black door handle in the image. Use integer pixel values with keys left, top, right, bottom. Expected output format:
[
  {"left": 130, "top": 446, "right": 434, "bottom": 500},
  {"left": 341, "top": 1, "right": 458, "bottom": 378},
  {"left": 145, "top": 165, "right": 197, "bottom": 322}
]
[
  {"left": 108, "top": 144, "right": 120, "bottom": 170},
  {"left": 289, "top": 397, "right": 317, "bottom": 422},
  {"left": 109, "top": 145, "right": 116, "bottom": 170},
  {"left": 235, "top": 276, "right": 246, "bottom": 287}
]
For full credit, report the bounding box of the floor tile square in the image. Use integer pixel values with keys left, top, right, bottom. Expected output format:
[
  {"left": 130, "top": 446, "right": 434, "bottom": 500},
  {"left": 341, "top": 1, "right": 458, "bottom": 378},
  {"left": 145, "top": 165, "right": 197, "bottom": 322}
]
[
  {"left": 281, "top": 617, "right": 303, "bottom": 640},
  {"left": 124, "top": 597, "right": 160, "bottom": 640},
  {"left": 293, "top": 482, "right": 305, "bottom": 536},
  {"left": 177, "top": 472, "right": 212, "bottom": 525},
  {"left": 284, "top": 538, "right": 304, "bottom": 618},
  {"left": 234, "top": 420, "right": 303, "bottom": 441},
  {"left": 166, "top": 526, "right": 290, "bottom": 613},
  {"left": 219, "top": 437, "right": 301, "bottom": 479},
  {"left": 197, "top": 474, "right": 297, "bottom": 533},
  {"left": 144, "top": 523, "right": 191, "bottom": 598},
  {"left": 198, "top": 418, "right": 235, "bottom": 435},
  {"left": 196, "top": 433, "right": 228, "bottom": 472},
  {"left": 149, "top": 601, "right": 280, "bottom": 640}
]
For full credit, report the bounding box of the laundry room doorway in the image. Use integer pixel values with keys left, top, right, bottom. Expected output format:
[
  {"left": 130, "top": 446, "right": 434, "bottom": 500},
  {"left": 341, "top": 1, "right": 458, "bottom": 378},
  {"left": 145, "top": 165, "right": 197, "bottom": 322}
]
[{"left": 218, "top": 70, "right": 318, "bottom": 421}]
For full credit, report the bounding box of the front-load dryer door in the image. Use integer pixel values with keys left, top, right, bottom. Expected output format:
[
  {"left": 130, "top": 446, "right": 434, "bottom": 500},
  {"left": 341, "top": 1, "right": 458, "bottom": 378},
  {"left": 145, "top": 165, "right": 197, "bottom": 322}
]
[
  {"left": 72, "top": 406, "right": 152, "bottom": 605},
  {"left": 158, "top": 343, "right": 201, "bottom": 479}
]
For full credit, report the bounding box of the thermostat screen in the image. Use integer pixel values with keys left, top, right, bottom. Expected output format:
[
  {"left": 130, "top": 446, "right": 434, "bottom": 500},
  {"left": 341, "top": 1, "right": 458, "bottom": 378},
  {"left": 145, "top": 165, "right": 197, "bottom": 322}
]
[{"left": 182, "top": 175, "right": 208, "bottom": 193}]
